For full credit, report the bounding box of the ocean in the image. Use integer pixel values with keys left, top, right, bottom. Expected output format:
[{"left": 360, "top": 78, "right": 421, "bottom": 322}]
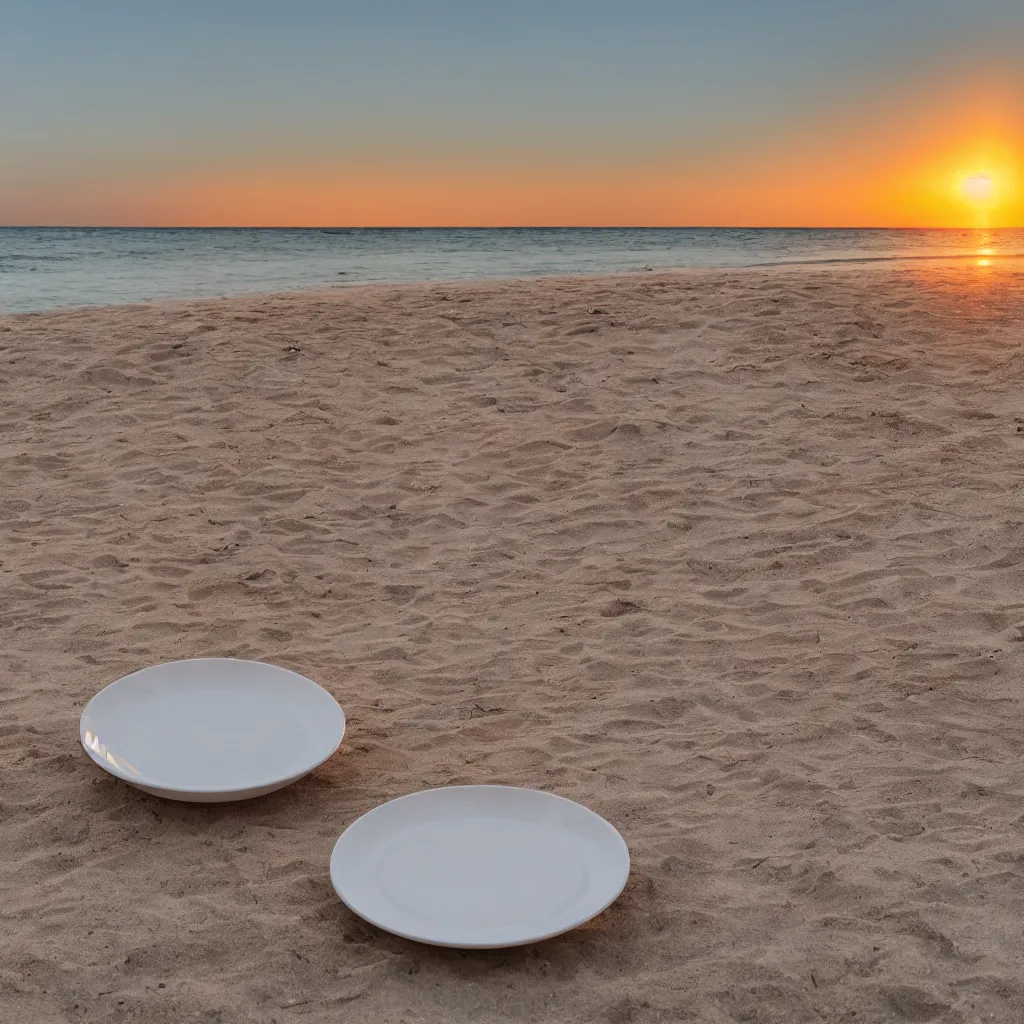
[{"left": 2, "top": 226, "right": 1021, "bottom": 314}]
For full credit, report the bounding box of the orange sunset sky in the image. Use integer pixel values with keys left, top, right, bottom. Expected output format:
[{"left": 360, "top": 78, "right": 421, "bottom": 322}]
[{"left": 3, "top": 2, "right": 1023, "bottom": 227}]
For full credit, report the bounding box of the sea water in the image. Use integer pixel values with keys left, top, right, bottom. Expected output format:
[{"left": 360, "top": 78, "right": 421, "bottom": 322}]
[{"left": 2, "top": 226, "right": 1022, "bottom": 314}]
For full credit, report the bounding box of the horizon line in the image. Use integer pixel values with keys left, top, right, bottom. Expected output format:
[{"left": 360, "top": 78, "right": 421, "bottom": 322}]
[{"left": 2, "top": 224, "right": 1020, "bottom": 232}]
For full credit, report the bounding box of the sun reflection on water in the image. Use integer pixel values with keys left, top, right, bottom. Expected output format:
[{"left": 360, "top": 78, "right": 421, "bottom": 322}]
[
  {"left": 972, "top": 231, "right": 999, "bottom": 269},
  {"left": 899, "top": 228, "right": 1024, "bottom": 315}
]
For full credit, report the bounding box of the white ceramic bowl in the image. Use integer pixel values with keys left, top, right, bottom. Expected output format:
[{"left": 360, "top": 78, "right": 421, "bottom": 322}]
[{"left": 80, "top": 658, "right": 345, "bottom": 802}]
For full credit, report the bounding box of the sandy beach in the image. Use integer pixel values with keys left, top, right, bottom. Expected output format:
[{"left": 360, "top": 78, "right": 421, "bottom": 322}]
[{"left": 3, "top": 262, "right": 1024, "bottom": 1023}]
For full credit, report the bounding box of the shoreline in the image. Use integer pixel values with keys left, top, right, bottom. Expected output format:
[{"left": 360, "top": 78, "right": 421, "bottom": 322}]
[{"left": 4, "top": 254, "right": 1023, "bottom": 319}]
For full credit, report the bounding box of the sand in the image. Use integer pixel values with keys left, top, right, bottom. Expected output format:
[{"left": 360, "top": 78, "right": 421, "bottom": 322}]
[{"left": 2, "top": 262, "right": 1024, "bottom": 1023}]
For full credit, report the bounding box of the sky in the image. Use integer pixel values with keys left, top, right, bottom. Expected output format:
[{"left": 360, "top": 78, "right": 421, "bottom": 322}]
[{"left": 2, "top": 0, "right": 1023, "bottom": 227}]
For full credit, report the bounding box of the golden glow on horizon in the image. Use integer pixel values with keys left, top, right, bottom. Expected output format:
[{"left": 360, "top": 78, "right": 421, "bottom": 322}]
[
  {"left": 2, "top": 79, "right": 1021, "bottom": 227},
  {"left": 950, "top": 161, "right": 1018, "bottom": 221},
  {"left": 935, "top": 130, "right": 1022, "bottom": 225},
  {"left": 901, "top": 132, "right": 1022, "bottom": 228}
]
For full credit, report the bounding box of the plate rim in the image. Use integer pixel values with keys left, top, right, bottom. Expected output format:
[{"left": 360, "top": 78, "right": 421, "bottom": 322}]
[
  {"left": 79, "top": 657, "right": 346, "bottom": 795},
  {"left": 330, "top": 784, "right": 630, "bottom": 948}
]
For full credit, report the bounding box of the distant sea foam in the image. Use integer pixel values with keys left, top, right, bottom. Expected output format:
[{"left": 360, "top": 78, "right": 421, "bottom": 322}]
[{"left": 2, "top": 227, "right": 1022, "bottom": 314}]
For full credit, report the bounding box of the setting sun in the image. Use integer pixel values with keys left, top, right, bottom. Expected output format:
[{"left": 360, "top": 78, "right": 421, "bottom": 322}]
[
  {"left": 962, "top": 172, "right": 995, "bottom": 202},
  {"left": 925, "top": 144, "right": 1024, "bottom": 226}
]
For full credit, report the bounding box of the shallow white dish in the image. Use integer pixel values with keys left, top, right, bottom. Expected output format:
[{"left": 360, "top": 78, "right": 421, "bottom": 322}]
[
  {"left": 330, "top": 785, "right": 629, "bottom": 948},
  {"left": 80, "top": 658, "right": 345, "bottom": 802}
]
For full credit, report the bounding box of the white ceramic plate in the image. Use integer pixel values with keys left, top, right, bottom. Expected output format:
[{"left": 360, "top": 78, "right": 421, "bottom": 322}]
[
  {"left": 330, "top": 785, "right": 629, "bottom": 948},
  {"left": 80, "top": 658, "right": 345, "bottom": 802}
]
